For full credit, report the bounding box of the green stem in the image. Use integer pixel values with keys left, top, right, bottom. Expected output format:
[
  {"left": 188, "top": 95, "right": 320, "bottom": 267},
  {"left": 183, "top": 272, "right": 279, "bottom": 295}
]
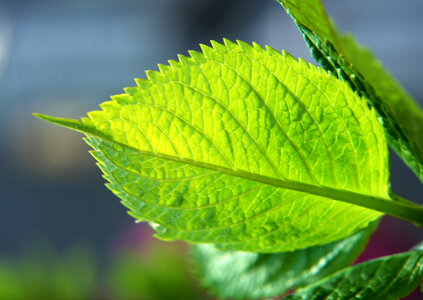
[
  {"left": 391, "top": 193, "right": 422, "bottom": 208},
  {"left": 317, "top": 190, "right": 423, "bottom": 228}
]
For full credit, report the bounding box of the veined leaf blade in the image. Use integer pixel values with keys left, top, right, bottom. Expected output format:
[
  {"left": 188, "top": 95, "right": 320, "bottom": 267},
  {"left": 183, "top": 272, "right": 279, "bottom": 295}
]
[
  {"left": 286, "top": 247, "right": 423, "bottom": 300},
  {"left": 192, "top": 221, "right": 377, "bottom": 299},
  {"left": 277, "top": 0, "right": 423, "bottom": 182},
  {"left": 35, "top": 40, "right": 391, "bottom": 252}
]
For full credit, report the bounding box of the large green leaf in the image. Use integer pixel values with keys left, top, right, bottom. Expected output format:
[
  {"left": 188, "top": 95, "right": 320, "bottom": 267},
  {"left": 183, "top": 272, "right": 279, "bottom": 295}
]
[
  {"left": 192, "top": 221, "right": 377, "bottom": 299},
  {"left": 277, "top": 0, "right": 423, "bottom": 182},
  {"left": 36, "top": 39, "right": 417, "bottom": 252},
  {"left": 286, "top": 246, "right": 423, "bottom": 300}
]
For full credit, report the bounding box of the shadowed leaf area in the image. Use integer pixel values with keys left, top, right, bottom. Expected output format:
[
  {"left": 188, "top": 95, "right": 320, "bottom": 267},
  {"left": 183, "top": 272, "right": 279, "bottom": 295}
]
[
  {"left": 285, "top": 246, "right": 423, "bottom": 300},
  {"left": 192, "top": 221, "right": 377, "bottom": 299},
  {"left": 277, "top": 0, "right": 423, "bottom": 183}
]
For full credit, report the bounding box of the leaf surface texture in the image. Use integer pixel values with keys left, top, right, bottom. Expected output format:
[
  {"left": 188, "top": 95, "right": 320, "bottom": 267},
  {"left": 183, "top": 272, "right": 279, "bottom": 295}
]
[
  {"left": 192, "top": 221, "right": 377, "bottom": 299},
  {"left": 286, "top": 247, "right": 423, "bottom": 300},
  {"left": 277, "top": 0, "right": 423, "bottom": 181},
  {"left": 277, "top": 0, "right": 423, "bottom": 182},
  {"left": 35, "top": 40, "right": 390, "bottom": 252}
]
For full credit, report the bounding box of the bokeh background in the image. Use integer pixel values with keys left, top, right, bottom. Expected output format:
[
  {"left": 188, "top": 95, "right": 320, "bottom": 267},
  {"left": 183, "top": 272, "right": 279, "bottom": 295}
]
[{"left": 0, "top": 0, "right": 423, "bottom": 298}]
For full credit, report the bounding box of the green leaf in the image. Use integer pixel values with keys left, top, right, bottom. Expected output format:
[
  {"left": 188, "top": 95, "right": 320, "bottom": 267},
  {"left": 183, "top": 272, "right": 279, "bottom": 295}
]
[
  {"left": 286, "top": 247, "right": 423, "bottom": 300},
  {"left": 192, "top": 221, "right": 377, "bottom": 299},
  {"left": 36, "top": 39, "right": 414, "bottom": 252},
  {"left": 0, "top": 247, "right": 97, "bottom": 300},
  {"left": 109, "top": 245, "right": 203, "bottom": 300},
  {"left": 277, "top": 0, "right": 423, "bottom": 183}
]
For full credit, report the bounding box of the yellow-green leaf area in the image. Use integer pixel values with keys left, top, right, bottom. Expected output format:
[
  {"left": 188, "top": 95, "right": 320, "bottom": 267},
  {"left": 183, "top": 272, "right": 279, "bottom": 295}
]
[{"left": 35, "top": 40, "right": 390, "bottom": 252}]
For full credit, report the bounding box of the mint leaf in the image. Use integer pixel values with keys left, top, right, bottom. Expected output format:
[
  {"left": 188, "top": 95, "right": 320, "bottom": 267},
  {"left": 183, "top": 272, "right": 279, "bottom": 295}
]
[
  {"left": 277, "top": 0, "right": 423, "bottom": 183},
  {"left": 192, "top": 221, "right": 377, "bottom": 299},
  {"left": 35, "top": 40, "right": 406, "bottom": 252},
  {"left": 286, "top": 247, "right": 423, "bottom": 300}
]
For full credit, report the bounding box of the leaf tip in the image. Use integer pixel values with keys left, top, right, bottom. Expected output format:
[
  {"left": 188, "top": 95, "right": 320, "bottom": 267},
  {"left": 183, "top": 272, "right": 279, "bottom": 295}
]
[
  {"left": 264, "top": 45, "right": 281, "bottom": 57},
  {"left": 199, "top": 43, "right": 213, "bottom": 57},
  {"left": 177, "top": 54, "right": 195, "bottom": 65},
  {"left": 32, "top": 113, "right": 90, "bottom": 135},
  {"left": 236, "top": 39, "right": 253, "bottom": 52},
  {"left": 158, "top": 63, "right": 172, "bottom": 73},
  {"left": 33, "top": 113, "right": 71, "bottom": 126},
  {"left": 145, "top": 70, "right": 163, "bottom": 82},
  {"left": 33, "top": 112, "right": 51, "bottom": 122},
  {"left": 188, "top": 50, "right": 204, "bottom": 63},
  {"left": 134, "top": 78, "right": 151, "bottom": 89},
  {"left": 281, "top": 49, "right": 297, "bottom": 62},
  {"left": 222, "top": 38, "right": 237, "bottom": 49},
  {"left": 252, "top": 41, "right": 266, "bottom": 52},
  {"left": 167, "top": 59, "right": 179, "bottom": 68}
]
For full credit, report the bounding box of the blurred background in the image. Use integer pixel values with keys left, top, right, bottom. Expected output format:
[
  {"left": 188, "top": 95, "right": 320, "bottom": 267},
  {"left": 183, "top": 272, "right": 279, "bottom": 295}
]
[{"left": 0, "top": 0, "right": 422, "bottom": 298}]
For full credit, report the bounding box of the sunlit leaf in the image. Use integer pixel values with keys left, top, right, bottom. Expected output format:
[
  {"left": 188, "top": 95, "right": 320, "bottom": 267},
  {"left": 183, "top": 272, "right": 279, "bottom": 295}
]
[{"left": 35, "top": 40, "right": 393, "bottom": 252}]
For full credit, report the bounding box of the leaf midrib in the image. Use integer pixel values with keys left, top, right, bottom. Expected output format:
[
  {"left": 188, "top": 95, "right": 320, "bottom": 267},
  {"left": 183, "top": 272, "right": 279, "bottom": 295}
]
[{"left": 34, "top": 113, "right": 423, "bottom": 227}]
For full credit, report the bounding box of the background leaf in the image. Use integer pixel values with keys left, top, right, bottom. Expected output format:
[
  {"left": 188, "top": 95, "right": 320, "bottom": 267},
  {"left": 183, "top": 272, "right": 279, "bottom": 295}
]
[
  {"left": 192, "top": 221, "right": 377, "bottom": 299},
  {"left": 0, "top": 247, "right": 96, "bottom": 300},
  {"left": 277, "top": 0, "right": 423, "bottom": 183},
  {"left": 286, "top": 246, "right": 423, "bottom": 300},
  {"left": 35, "top": 40, "right": 391, "bottom": 252},
  {"left": 108, "top": 243, "right": 203, "bottom": 300}
]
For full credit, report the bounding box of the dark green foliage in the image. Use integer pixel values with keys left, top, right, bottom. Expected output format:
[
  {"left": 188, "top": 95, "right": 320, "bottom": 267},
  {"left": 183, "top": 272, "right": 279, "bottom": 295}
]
[
  {"left": 192, "top": 222, "right": 377, "bottom": 299},
  {"left": 285, "top": 247, "right": 423, "bottom": 300}
]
